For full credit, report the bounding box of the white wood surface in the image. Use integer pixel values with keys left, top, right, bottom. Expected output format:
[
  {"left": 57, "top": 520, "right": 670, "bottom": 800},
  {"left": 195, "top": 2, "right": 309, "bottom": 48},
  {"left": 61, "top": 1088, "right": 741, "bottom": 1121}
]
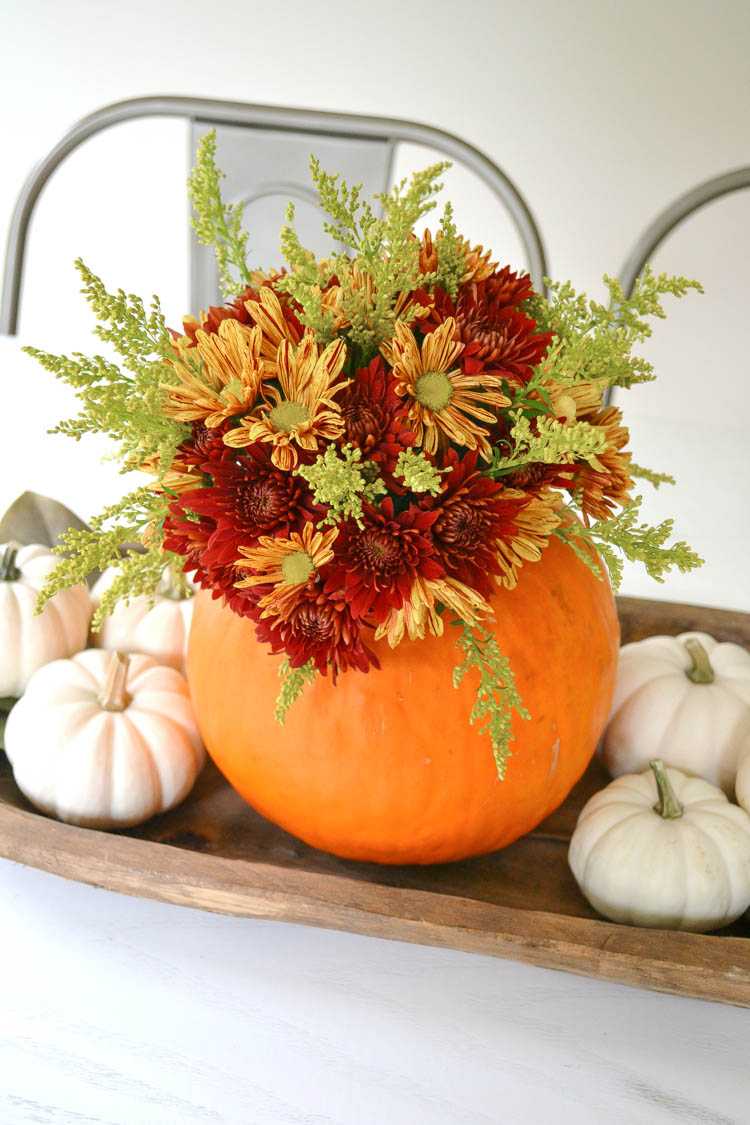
[{"left": 1, "top": 857, "right": 748, "bottom": 1125}]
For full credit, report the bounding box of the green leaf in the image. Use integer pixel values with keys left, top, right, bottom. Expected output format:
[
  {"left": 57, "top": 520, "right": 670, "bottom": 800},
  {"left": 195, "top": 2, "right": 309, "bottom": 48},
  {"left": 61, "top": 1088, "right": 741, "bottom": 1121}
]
[{"left": 0, "top": 492, "right": 90, "bottom": 551}]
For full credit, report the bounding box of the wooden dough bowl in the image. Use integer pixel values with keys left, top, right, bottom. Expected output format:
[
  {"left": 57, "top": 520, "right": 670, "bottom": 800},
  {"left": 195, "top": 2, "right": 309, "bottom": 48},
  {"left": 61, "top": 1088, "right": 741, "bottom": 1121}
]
[{"left": 1, "top": 596, "right": 749, "bottom": 1007}]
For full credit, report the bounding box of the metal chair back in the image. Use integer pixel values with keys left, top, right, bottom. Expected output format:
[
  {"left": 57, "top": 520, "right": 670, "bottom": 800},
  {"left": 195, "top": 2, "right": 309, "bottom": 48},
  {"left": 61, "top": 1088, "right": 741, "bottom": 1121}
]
[{"left": 0, "top": 96, "right": 548, "bottom": 334}]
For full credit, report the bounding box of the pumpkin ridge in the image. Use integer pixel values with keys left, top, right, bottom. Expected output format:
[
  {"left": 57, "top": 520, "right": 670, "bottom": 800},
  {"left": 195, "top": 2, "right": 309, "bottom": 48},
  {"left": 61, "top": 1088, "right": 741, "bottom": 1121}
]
[
  {"left": 678, "top": 817, "right": 734, "bottom": 917},
  {"left": 579, "top": 807, "right": 647, "bottom": 863},
  {"left": 117, "top": 712, "right": 164, "bottom": 815}
]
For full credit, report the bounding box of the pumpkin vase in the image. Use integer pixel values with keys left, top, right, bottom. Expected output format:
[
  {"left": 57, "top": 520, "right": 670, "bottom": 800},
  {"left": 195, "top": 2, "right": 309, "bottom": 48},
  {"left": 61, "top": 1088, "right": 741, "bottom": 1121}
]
[{"left": 187, "top": 535, "right": 619, "bottom": 865}]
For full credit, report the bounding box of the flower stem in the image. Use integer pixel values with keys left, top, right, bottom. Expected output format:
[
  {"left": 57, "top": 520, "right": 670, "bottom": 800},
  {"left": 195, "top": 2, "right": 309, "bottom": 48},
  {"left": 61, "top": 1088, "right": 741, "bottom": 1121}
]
[
  {"left": 683, "top": 637, "right": 715, "bottom": 684},
  {"left": 0, "top": 545, "right": 21, "bottom": 582},
  {"left": 98, "top": 651, "right": 132, "bottom": 712},
  {"left": 650, "top": 759, "right": 684, "bottom": 819}
]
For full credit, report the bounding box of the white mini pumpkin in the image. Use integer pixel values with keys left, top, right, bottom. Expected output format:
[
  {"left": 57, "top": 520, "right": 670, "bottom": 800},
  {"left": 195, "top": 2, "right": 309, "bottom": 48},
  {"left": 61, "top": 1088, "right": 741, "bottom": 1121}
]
[
  {"left": 91, "top": 567, "right": 193, "bottom": 673},
  {"left": 5, "top": 648, "right": 204, "bottom": 829},
  {"left": 569, "top": 760, "right": 750, "bottom": 932},
  {"left": 602, "top": 631, "right": 750, "bottom": 794},
  {"left": 735, "top": 748, "right": 750, "bottom": 814},
  {"left": 0, "top": 542, "right": 92, "bottom": 697}
]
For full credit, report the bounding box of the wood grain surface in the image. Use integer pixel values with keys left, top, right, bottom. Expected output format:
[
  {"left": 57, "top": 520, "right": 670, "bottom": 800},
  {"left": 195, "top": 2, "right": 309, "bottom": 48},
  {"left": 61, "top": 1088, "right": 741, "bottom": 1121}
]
[{"left": 1, "top": 595, "right": 749, "bottom": 1009}]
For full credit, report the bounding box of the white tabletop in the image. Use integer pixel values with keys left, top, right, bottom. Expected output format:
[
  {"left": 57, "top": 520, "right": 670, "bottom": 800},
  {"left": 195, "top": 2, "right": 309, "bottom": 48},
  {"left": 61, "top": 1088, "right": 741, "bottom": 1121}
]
[{"left": 1, "top": 857, "right": 748, "bottom": 1125}]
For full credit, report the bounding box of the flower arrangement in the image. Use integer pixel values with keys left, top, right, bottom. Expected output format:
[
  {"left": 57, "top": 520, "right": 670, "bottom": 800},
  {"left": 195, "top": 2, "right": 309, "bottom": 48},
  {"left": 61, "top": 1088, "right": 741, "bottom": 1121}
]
[{"left": 29, "top": 134, "right": 702, "bottom": 776}]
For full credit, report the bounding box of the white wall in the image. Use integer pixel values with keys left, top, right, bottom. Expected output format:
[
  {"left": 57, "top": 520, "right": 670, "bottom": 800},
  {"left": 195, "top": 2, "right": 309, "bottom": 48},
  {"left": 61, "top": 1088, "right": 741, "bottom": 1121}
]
[{"left": 2, "top": 0, "right": 748, "bottom": 608}]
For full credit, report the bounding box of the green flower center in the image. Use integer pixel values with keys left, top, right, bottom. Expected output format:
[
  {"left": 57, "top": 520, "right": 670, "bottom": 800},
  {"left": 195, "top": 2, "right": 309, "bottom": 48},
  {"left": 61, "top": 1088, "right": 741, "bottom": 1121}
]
[
  {"left": 281, "top": 550, "right": 315, "bottom": 585},
  {"left": 270, "top": 400, "right": 309, "bottom": 433},
  {"left": 415, "top": 371, "right": 453, "bottom": 412}
]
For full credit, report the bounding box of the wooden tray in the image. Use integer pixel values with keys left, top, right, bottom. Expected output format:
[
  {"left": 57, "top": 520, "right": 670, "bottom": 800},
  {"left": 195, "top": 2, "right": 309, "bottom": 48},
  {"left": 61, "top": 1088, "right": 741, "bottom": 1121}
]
[{"left": 2, "top": 596, "right": 749, "bottom": 1007}]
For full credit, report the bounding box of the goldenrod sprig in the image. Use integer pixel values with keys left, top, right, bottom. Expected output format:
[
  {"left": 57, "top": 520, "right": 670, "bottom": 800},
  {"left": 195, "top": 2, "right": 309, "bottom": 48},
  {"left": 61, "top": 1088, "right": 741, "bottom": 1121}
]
[
  {"left": 189, "top": 129, "right": 251, "bottom": 297},
  {"left": 279, "top": 158, "right": 450, "bottom": 355},
  {"left": 33, "top": 486, "right": 187, "bottom": 625},
  {"left": 433, "top": 201, "right": 466, "bottom": 299},
  {"left": 486, "top": 412, "right": 608, "bottom": 477},
  {"left": 630, "top": 462, "right": 676, "bottom": 489},
  {"left": 25, "top": 261, "right": 187, "bottom": 474},
  {"left": 527, "top": 268, "right": 703, "bottom": 390},
  {"left": 395, "top": 449, "right": 450, "bottom": 496},
  {"left": 296, "top": 444, "right": 386, "bottom": 528},
  {"left": 556, "top": 498, "right": 703, "bottom": 590},
  {"left": 277, "top": 208, "right": 338, "bottom": 341},
  {"left": 25, "top": 264, "right": 190, "bottom": 613},
  {"left": 453, "top": 622, "right": 530, "bottom": 779},
  {"left": 275, "top": 659, "right": 317, "bottom": 724}
]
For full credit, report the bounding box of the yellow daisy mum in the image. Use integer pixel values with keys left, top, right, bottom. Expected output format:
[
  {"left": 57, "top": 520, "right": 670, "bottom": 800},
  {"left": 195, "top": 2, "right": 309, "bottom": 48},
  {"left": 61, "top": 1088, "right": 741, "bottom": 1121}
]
[
  {"left": 235, "top": 523, "right": 339, "bottom": 620},
  {"left": 494, "top": 491, "right": 561, "bottom": 590},
  {"left": 374, "top": 575, "right": 491, "bottom": 649},
  {"left": 385, "top": 318, "right": 510, "bottom": 460},
  {"left": 164, "top": 319, "right": 264, "bottom": 427},
  {"left": 244, "top": 286, "right": 303, "bottom": 367},
  {"left": 224, "top": 333, "right": 349, "bottom": 470}
]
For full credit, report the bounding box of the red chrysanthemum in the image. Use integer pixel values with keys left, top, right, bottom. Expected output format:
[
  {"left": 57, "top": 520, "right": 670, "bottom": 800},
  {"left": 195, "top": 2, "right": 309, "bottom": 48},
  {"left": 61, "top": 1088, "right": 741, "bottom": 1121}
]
[
  {"left": 416, "top": 273, "right": 551, "bottom": 385},
  {"left": 459, "top": 305, "right": 551, "bottom": 384},
  {"left": 339, "top": 356, "right": 414, "bottom": 484},
  {"left": 325, "top": 497, "right": 444, "bottom": 624},
  {"left": 424, "top": 450, "right": 559, "bottom": 596},
  {"left": 183, "top": 443, "right": 319, "bottom": 567},
  {"left": 254, "top": 581, "right": 378, "bottom": 677},
  {"left": 162, "top": 500, "right": 258, "bottom": 618},
  {"left": 472, "top": 264, "right": 536, "bottom": 309},
  {"left": 420, "top": 450, "right": 509, "bottom": 595},
  {"left": 173, "top": 421, "right": 236, "bottom": 472}
]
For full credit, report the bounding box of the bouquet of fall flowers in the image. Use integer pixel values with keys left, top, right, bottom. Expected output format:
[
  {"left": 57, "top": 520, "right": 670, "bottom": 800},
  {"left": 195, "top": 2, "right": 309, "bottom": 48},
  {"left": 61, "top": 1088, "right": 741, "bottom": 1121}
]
[{"left": 29, "top": 134, "right": 702, "bottom": 774}]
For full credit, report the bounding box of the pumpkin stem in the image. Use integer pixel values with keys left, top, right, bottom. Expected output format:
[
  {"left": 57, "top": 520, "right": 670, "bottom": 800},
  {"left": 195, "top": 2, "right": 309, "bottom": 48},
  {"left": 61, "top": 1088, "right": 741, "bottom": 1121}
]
[
  {"left": 684, "top": 637, "right": 715, "bottom": 684},
  {"left": 0, "top": 544, "right": 21, "bottom": 582},
  {"left": 99, "top": 651, "right": 132, "bottom": 712},
  {"left": 160, "top": 566, "right": 187, "bottom": 602},
  {"left": 650, "top": 759, "right": 684, "bottom": 820}
]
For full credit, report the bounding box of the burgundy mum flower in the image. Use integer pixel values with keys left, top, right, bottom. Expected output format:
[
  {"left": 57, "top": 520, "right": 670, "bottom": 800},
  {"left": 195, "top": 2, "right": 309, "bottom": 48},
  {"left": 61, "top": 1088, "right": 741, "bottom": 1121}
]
[
  {"left": 415, "top": 273, "right": 551, "bottom": 385},
  {"left": 470, "top": 265, "right": 536, "bottom": 309},
  {"left": 173, "top": 421, "right": 236, "bottom": 471},
  {"left": 339, "top": 356, "right": 414, "bottom": 485},
  {"left": 424, "top": 449, "right": 558, "bottom": 596},
  {"left": 184, "top": 443, "right": 319, "bottom": 567},
  {"left": 325, "top": 497, "right": 444, "bottom": 624},
  {"left": 162, "top": 501, "right": 258, "bottom": 618},
  {"left": 420, "top": 450, "right": 508, "bottom": 596},
  {"left": 459, "top": 304, "right": 551, "bottom": 384},
  {"left": 254, "top": 582, "right": 378, "bottom": 678}
]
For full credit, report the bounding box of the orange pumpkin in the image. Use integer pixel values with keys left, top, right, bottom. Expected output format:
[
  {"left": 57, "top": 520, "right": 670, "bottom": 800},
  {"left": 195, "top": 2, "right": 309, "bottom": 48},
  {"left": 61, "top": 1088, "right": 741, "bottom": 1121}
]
[{"left": 187, "top": 534, "right": 619, "bottom": 864}]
